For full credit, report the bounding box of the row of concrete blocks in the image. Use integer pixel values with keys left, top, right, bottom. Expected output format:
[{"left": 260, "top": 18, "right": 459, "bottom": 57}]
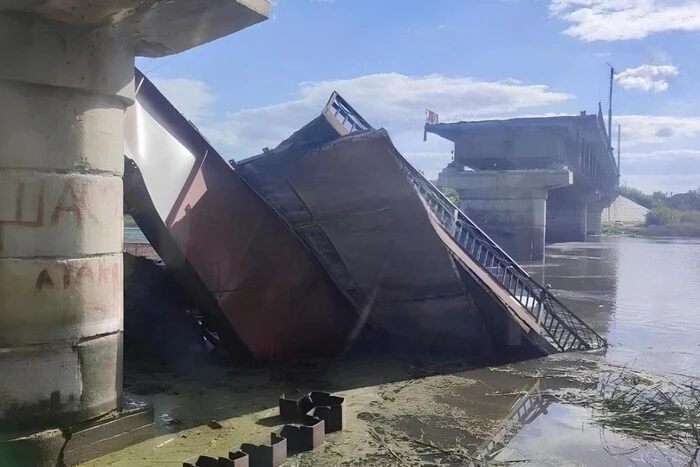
[{"left": 184, "top": 391, "right": 346, "bottom": 467}]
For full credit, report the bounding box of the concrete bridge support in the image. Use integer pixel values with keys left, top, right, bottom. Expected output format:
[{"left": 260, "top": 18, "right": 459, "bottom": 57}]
[
  {"left": 586, "top": 202, "right": 606, "bottom": 236},
  {"left": 0, "top": 2, "right": 268, "bottom": 465},
  {"left": 439, "top": 169, "right": 572, "bottom": 262},
  {"left": 0, "top": 12, "right": 134, "bottom": 433},
  {"left": 546, "top": 187, "right": 588, "bottom": 243}
]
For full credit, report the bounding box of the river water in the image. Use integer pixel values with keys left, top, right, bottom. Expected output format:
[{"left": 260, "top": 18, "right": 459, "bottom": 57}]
[
  {"left": 490, "top": 236, "right": 700, "bottom": 466},
  {"left": 532, "top": 236, "right": 700, "bottom": 379}
]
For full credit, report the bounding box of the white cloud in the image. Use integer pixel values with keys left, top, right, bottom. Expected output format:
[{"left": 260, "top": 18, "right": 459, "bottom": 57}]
[
  {"left": 614, "top": 120, "right": 700, "bottom": 193},
  {"left": 152, "top": 73, "right": 573, "bottom": 176},
  {"left": 622, "top": 149, "right": 700, "bottom": 160},
  {"left": 621, "top": 174, "right": 700, "bottom": 194},
  {"left": 549, "top": 0, "right": 700, "bottom": 41},
  {"left": 615, "top": 64, "right": 679, "bottom": 92},
  {"left": 150, "top": 77, "right": 215, "bottom": 121},
  {"left": 616, "top": 115, "right": 700, "bottom": 147}
]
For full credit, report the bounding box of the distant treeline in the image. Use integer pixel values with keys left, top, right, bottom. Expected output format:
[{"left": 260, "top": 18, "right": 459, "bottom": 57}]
[
  {"left": 618, "top": 186, "right": 700, "bottom": 238},
  {"left": 620, "top": 186, "right": 700, "bottom": 227}
]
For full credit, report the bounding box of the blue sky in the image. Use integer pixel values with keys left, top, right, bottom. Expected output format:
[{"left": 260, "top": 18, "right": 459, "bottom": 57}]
[{"left": 137, "top": 0, "right": 700, "bottom": 194}]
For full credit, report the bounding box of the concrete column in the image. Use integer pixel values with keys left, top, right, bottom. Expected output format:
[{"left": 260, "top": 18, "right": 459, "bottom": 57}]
[
  {"left": 459, "top": 195, "right": 547, "bottom": 262},
  {"left": 546, "top": 187, "right": 588, "bottom": 243},
  {"left": 439, "top": 169, "right": 572, "bottom": 262},
  {"left": 586, "top": 202, "right": 606, "bottom": 236},
  {"left": 0, "top": 13, "right": 134, "bottom": 432}
]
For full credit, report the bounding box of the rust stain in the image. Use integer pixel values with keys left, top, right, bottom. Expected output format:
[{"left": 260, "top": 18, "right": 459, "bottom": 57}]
[
  {"left": 50, "top": 182, "right": 82, "bottom": 227},
  {"left": 35, "top": 269, "right": 55, "bottom": 291}
]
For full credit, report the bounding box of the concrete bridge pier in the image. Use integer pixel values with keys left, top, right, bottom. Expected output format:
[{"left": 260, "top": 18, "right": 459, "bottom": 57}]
[
  {"left": 0, "top": 11, "right": 134, "bottom": 435},
  {"left": 546, "top": 188, "right": 611, "bottom": 241},
  {"left": 0, "top": 2, "right": 268, "bottom": 465},
  {"left": 586, "top": 201, "right": 607, "bottom": 236},
  {"left": 546, "top": 187, "right": 589, "bottom": 243},
  {"left": 439, "top": 168, "right": 572, "bottom": 262}
]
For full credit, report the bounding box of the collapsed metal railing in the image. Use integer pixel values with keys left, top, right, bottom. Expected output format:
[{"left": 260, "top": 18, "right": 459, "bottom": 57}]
[{"left": 401, "top": 164, "right": 607, "bottom": 352}]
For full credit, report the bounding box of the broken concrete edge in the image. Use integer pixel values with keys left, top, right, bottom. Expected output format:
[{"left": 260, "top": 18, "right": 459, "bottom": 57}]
[{"left": 0, "top": 406, "right": 154, "bottom": 467}]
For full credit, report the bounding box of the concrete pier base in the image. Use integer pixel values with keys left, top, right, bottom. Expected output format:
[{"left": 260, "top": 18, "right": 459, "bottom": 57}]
[{"left": 439, "top": 169, "right": 572, "bottom": 262}]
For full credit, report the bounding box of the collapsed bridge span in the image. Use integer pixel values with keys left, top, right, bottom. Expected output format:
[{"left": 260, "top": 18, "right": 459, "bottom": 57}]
[{"left": 124, "top": 75, "right": 606, "bottom": 362}]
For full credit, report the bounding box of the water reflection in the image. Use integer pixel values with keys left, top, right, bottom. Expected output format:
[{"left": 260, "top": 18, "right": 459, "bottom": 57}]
[
  {"left": 533, "top": 237, "right": 700, "bottom": 378},
  {"left": 474, "top": 379, "right": 690, "bottom": 466}
]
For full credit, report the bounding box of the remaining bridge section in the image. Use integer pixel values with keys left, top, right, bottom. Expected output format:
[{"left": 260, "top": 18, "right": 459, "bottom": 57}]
[{"left": 426, "top": 106, "right": 620, "bottom": 261}]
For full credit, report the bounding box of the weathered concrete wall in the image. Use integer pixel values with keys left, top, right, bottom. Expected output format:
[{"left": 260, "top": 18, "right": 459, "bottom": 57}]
[
  {"left": 460, "top": 197, "right": 547, "bottom": 262},
  {"left": 439, "top": 169, "right": 572, "bottom": 262},
  {"left": 453, "top": 127, "right": 570, "bottom": 170},
  {"left": 0, "top": 13, "right": 133, "bottom": 432},
  {"left": 546, "top": 187, "right": 588, "bottom": 243}
]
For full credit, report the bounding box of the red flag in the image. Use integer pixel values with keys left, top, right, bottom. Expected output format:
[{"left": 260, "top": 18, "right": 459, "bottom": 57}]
[{"left": 425, "top": 109, "right": 439, "bottom": 125}]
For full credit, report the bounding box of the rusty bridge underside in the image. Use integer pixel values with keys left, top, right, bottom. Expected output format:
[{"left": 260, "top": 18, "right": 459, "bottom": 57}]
[{"left": 123, "top": 70, "right": 606, "bottom": 364}]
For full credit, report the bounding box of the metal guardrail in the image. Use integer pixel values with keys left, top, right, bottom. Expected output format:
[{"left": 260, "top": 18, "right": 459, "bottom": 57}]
[
  {"left": 402, "top": 167, "right": 607, "bottom": 352},
  {"left": 327, "top": 92, "right": 372, "bottom": 134}
]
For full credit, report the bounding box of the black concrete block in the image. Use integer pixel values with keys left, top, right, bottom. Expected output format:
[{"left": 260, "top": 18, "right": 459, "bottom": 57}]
[
  {"left": 277, "top": 418, "right": 325, "bottom": 455},
  {"left": 240, "top": 433, "right": 287, "bottom": 467},
  {"left": 183, "top": 455, "right": 219, "bottom": 467},
  {"left": 279, "top": 391, "right": 313, "bottom": 422},
  {"left": 227, "top": 450, "right": 250, "bottom": 467},
  {"left": 307, "top": 392, "right": 346, "bottom": 433}
]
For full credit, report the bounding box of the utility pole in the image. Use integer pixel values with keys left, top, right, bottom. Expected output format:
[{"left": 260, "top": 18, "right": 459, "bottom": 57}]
[
  {"left": 617, "top": 122, "right": 621, "bottom": 174},
  {"left": 606, "top": 63, "right": 614, "bottom": 150}
]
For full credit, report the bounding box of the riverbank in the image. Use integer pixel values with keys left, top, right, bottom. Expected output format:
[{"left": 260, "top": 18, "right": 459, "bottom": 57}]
[
  {"left": 602, "top": 222, "right": 700, "bottom": 238},
  {"left": 80, "top": 353, "right": 697, "bottom": 467}
]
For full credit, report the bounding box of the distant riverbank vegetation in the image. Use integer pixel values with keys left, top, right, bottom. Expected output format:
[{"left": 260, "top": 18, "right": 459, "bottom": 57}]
[{"left": 616, "top": 186, "right": 700, "bottom": 238}]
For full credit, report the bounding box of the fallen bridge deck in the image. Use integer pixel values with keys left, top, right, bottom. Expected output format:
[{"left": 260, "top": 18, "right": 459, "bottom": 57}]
[{"left": 124, "top": 79, "right": 605, "bottom": 362}]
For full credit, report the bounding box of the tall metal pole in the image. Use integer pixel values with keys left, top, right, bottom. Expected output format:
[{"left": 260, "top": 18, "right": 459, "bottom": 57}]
[
  {"left": 617, "top": 122, "right": 621, "bottom": 173},
  {"left": 607, "top": 64, "right": 614, "bottom": 150}
]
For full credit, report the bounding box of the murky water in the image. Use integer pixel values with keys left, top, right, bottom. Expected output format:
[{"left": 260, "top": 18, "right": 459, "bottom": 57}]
[
  {"left": 495, "top": 236, "right": 700, "bottom": 466},
  {"left": 531, "top": 236, "right": 700, "bottom": 378}
]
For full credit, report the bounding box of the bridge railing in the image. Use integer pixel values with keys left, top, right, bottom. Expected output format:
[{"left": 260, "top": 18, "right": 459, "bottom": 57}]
[{"left": 401, "top": 166, "right": 607, "bottom": 352}]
